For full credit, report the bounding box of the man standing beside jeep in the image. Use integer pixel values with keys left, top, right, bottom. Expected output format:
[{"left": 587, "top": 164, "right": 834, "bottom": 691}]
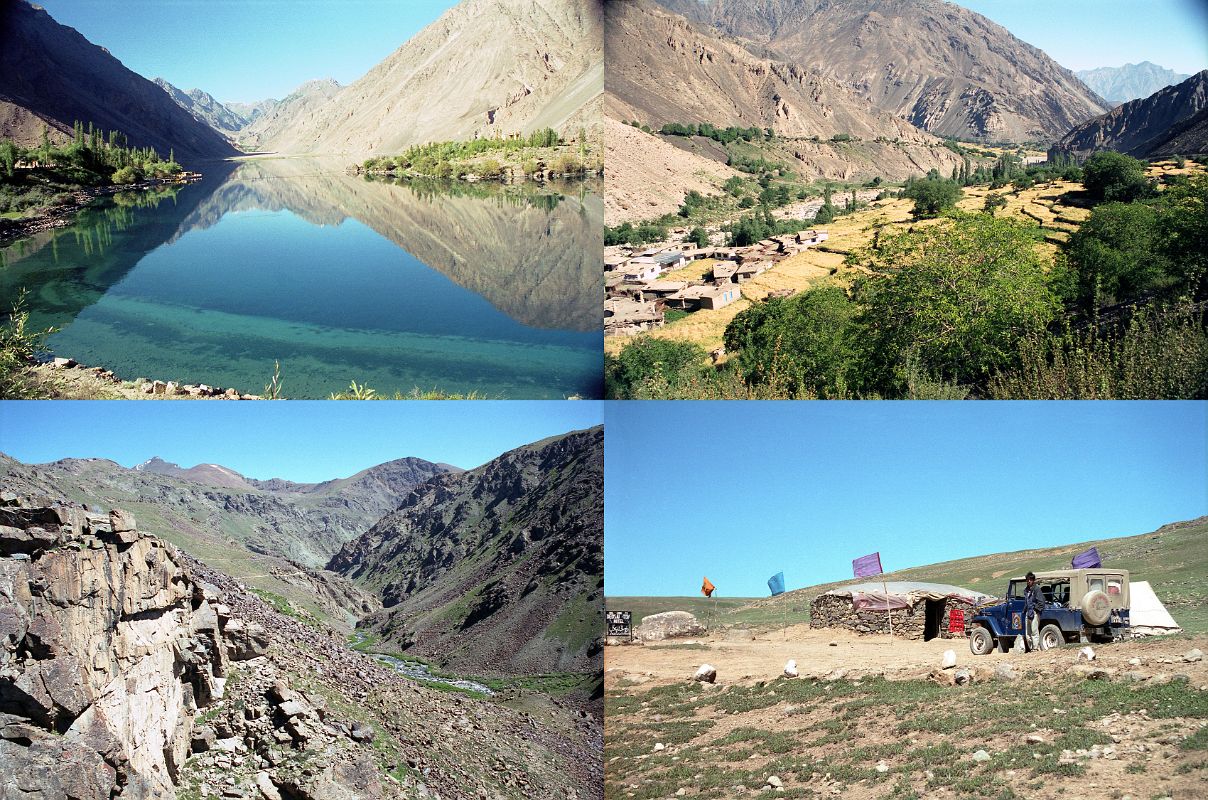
[{"left": 1023, "top": 572, "right": 1045, "bottom": 651}]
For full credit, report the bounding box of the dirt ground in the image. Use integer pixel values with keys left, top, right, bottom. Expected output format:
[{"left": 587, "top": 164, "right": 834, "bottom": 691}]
[
  {"left": 607, "top": 624, "right": 1208, "bottom": 687},
  {"left": 606, "top": 627, "right": 1208, "bottom": 800}
]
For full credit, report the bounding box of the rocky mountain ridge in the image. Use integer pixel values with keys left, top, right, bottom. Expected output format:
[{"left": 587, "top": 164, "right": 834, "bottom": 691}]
[
  {"left": 1051, "top": 70, "right": 1208, "bottom": 159},
  {"left": 0, "top": 493, "right": 602, "bottom": 799},
  {"left": 153, "top": 78, "right": 251, "bottom": 137},
  {"left": 0, "top": 452, "right": 454, "bottom": 578},
  {"left": 329, "top": 427, "right": 604, "bottom": 677},
  {"left": 1076, "top": 62, "right": 1193, "bottom": 104},
  {"left": 656, "top": 0, "right": 1111, "bottom": 142},
  {"left": 0, "top": 0, "right": 237, "bottom": 164}
]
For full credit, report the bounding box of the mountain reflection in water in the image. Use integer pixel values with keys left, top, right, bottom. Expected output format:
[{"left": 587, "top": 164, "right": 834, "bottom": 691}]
[{"left": 0, "top": 158, "right": 603, "bottom": 399}]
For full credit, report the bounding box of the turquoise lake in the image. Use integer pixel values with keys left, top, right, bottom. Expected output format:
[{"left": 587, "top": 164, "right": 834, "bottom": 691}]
[{"left": 0, "top": 160, "right": 603, "bottom": 399}]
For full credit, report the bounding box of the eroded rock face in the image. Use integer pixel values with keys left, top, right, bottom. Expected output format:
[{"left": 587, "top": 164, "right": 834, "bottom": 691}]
[{"left": 0, "top": 495, "right": 227, "bottom": 799}]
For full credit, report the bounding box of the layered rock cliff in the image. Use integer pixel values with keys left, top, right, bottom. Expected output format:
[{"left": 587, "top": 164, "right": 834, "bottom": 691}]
[{"left": 0, "top": 496, "right": 239, "bottom": 799}]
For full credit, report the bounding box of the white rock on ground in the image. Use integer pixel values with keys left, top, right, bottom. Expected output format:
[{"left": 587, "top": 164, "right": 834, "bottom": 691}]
[
  {"left": 1079, "top": 646, "right": 1096, "bottom": 661},
  {"left": 972, "top": 750, "right": 992, "bottom": 762},
  {"left": 653, "top": 742, "right": 665, "bottom": 752},
  {"left": 1184, "top": 648, "right": 1203, "bottom": 663},
  {"left": 783, "top": 660, "right": 798, "bottom": 678},
  {"left": 765, "top": 775, "right": 783, "bottom": 788},
  {"left": 941, "top": 649, "right": 957, "bottom": 669},
  {"left": 694, "top": 664, "right": 717, "bottom": 683}
]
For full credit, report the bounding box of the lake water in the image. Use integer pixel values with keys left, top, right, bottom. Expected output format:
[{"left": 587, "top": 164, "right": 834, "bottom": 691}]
[{"left": 0, "top": 159, "right": 603, "bottom": 399}]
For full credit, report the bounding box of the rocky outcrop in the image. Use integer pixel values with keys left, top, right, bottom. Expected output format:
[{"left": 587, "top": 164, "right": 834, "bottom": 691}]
[
  {"left": 658, "top": 0, "right": 1111, "bottom": 142},
  {"left": 1050, "top": 71, "right": 1208, "bottom": 160},
  {"left": 1, "top": 491, "right": 603, "bottom": 799},
  {"left": 0, "top": 495, "right": 230, "bottom": 799},
  {"left": 0, "top": 1, "right": 238, "bottom": 164},
  {"left": 329, "top": 427, "right": 604, "bottom": 677}
]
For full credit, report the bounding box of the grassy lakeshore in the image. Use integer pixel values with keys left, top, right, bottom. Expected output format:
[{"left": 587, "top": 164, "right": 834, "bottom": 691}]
[{"left": 357, "top": 127, "right": 603, "bottom": 181}]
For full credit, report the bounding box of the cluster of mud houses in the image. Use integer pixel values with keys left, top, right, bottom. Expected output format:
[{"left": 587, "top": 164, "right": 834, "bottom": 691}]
[{"left": 604, "top": 229, "right": 829, "bottom": 337}]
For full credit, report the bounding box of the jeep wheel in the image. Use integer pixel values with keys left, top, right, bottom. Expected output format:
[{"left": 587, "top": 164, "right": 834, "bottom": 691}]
[
  {"left": 969, "top": 626, "right": 994, "bottom": 656},
  {"left": 1039, "top": 624, "right": 1063, "bottom": 651}
]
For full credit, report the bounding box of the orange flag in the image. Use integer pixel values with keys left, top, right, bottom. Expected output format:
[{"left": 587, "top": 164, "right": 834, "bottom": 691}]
[{"left": 701, "top": 576, "right": 716, "bottom": 597}]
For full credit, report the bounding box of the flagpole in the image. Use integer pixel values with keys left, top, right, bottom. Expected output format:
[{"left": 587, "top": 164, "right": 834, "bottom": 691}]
[
  {"left": 782, "top": 591, "right": 787, "bottom": 640},
  {"left": 882, "top": 575, "right": 893, "bottom": 640}
]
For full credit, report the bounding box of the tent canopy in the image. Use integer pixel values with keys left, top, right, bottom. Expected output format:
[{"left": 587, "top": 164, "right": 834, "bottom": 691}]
[{"left": 1128, "top": 580, "right": 1181, "bottom": 634}]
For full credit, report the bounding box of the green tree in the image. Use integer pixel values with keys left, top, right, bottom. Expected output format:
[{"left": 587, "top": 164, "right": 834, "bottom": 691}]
[
  {"left": 604, "top": 339, "right": 709, "bottom": 399},
  {"left": 982, "top": 192, "right": 1007, "bottom": 216},
  {"left": 1081, "top": 151, "right": 1151, "bottom": 204},
  {"left": 723, "top": 285, "right": 859, "bottom": 397},
  {"left": 1154, "top": 173, "right": 1208, "bottom": 298},
  {"left": 1067, "top": 202, "right": 1170, "bottom": 310},
  {"left": 0, "top": 141, "right": 17, "bottom": 178},
  {"left": 851, "top": 213, "right": 1058, "bottom": 390},
  {"left": 903, "top": 177, "right": 963, "bottom": 218},
  {"left": 687, "top": 227, "right": 710, "bottom": 247}
]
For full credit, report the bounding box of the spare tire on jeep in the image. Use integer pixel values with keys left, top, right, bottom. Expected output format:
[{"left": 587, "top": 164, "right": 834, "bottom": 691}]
[{"left": 1081, "top": 589, "right": 1111, "bottom": 625}]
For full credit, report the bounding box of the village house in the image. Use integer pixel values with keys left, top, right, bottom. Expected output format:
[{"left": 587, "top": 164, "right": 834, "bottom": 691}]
[
  {"left": 604, "top": 298, "right": 663, "bottom": 336},
  {"left": 711, "top": 262, "right": 738, "bottom": 283},
  {"left": 622, "top": 257, "right": 661, "bottom": 283}
]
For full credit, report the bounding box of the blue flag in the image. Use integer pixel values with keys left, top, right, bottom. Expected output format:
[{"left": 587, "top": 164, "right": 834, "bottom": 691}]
[
  {"left": 1072, "top": 547, "right": 1101, "bottom": 569},
  {"left": 768, "top": 571, "right": 785, "bottom": 596}
]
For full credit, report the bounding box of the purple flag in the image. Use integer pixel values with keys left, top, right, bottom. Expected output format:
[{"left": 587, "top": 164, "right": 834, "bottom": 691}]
[
  {"left": 852, "top": 552, "right": 883, "bottom": 578},
  {"left": 1072, "top": 547, "right": 1101, "bottom": 569}
]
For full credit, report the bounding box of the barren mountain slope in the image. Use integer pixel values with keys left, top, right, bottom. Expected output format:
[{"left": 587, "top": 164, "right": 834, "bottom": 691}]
[
  {"left": 0, "top": 1, "right": 237, "bottom": 163},
  {"left": 1052, "top": 70, "right": 1208, "bottom": 159},
  {"left": 604, "top": 116, "right": 741, "bottom": 223},
  {"left": 607, "top": 0, "right": 932, "bottom": 143},
  {"left": 328, "top": 427, "right": 604, "bottom": 677},
  {"left": 236, "top": 78, "right": 343, "bottom": 152},
  {"left": 248, "top": 0, "right": 602, "bottom": 156},
  {"left": 658, "top": 0, "right": 1111, "bottom": 142}
]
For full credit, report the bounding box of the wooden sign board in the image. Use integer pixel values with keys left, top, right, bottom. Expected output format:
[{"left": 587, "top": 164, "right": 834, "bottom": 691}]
[{"left": 607, "top": 610, "right": 632, "bottom": 638}]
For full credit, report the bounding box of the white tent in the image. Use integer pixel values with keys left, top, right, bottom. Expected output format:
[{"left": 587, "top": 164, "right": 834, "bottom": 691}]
[{"left": 1129, "top": 580, "right": 1181, "bottom": 635}]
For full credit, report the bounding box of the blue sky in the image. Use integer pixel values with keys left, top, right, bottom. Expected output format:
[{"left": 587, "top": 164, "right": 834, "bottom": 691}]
[
  {"left": 0, "top": 401, "right": 602, "bottom": 482},
  {"left": 605, "top": 402, "right": 1208, "bottom": 597},
  {"left": 952, "top": 0, "right": 1208, "bottom": 75},
  {"left": 34, "top": 0, "right": 461, "bottom": 102}
]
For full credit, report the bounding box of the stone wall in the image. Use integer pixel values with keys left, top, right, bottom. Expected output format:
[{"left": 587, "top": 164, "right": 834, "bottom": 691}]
[{"left": 809, "top": 593, "right": 981, "bottom": 640}]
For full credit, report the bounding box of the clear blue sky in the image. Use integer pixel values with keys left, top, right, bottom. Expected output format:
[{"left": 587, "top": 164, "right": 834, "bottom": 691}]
[
  {"left": 33, "top": 0, "right": 461, "bottom": 102},
  {"left": 605, "top": 402, "right": 1208, "bottom": 597},
  {"left": 952, "top": 0, "right": 1208, "bottom": 75},
  {"left": 0, "top": 401, "right": 602, "bottom": 482}
]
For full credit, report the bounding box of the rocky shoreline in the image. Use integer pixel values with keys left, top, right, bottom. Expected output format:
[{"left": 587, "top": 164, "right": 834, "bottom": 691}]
[{"left": 37, "top": 356, "right": 264, "bottom": 400}]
